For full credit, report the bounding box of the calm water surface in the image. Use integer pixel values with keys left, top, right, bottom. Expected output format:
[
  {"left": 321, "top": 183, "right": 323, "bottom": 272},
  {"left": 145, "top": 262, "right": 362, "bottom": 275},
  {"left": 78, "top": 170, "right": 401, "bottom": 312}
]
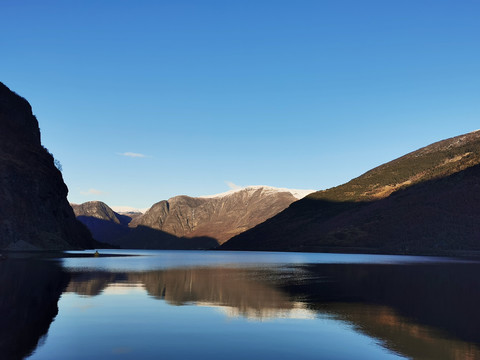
[{"left": 1, "top": 250, "right": 479, "bottom": 360}]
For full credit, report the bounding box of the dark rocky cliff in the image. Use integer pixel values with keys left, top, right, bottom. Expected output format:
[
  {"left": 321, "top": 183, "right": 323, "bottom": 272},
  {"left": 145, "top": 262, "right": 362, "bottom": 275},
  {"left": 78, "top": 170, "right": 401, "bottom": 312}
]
[{"left": 0, "top": 82, "right": 96, "bottom": 250}]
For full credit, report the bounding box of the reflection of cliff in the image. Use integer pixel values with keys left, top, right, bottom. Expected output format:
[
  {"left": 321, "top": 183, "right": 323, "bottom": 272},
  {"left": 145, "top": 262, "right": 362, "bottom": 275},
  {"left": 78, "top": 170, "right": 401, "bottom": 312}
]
[{"left": 0, "top": 259, "right": 69, "bottom": 360}]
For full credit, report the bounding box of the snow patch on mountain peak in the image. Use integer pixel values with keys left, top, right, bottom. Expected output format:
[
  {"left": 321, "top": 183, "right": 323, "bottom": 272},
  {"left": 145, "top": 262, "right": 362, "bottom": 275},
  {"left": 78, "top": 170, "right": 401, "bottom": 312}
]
[{"left": 199, "top": 185, "right": 316, "bottom": 200}]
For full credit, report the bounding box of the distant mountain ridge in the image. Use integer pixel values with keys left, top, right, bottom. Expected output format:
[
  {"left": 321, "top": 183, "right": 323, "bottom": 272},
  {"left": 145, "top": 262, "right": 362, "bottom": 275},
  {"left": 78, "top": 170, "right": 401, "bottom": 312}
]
[
  {"left": 71, "top": 201, "right": 132, "bottom": 246},
  {"left": 131, "top": 186, "right": 314, "bottom": 244},
  {"left": 221, "top": 130, "right": 480, "bottom": 254},
  {"left": 72, "top": 201, "right": 126, "bottom": 224},
  {"left": 73, "top": 186, "right": 314, "bottom": 248}
]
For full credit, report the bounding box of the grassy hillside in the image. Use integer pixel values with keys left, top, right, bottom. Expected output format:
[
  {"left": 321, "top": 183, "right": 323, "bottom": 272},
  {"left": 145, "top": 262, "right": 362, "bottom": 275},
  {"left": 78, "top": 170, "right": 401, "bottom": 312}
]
[
  {"left": 310, "top": 130, "right": 480, "bottom": 203},
  {"left": 222, "top": 130, "right": 480, "bottom": 254}
]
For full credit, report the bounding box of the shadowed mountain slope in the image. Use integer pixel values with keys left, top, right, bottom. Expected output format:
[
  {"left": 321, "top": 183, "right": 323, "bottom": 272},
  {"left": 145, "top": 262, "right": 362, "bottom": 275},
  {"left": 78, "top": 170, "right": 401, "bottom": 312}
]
[
  {"left": 0, "top": 82, "right": 96, "bottom": 250},
  {"left": 222, "top": 131, "right": 480, "bottom": 254}
]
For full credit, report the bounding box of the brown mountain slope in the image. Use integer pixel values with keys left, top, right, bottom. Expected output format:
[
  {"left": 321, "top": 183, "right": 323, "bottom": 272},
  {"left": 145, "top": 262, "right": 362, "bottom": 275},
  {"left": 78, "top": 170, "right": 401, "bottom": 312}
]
[
  {"left": 0, "top": 82, "right": 96, "bottom": 250},
  {"left": 72, "top": 187, "right": 311, "bottom": 249},
  {"left": 221, "top": 131, "right": 480, "bottom": 254},
  {"left": 130, "top": 186, "right": 308, "bottom": 244}
]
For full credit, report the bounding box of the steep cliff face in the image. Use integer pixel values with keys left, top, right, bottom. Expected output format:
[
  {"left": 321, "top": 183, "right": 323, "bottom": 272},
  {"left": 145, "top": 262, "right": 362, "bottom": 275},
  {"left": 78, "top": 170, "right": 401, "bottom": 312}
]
[
  {"left": 130, "top": 186, "right": 312, "bottom": 244},
  {"left": 0, "top": 82, "right": 96, "bottom": 250}
]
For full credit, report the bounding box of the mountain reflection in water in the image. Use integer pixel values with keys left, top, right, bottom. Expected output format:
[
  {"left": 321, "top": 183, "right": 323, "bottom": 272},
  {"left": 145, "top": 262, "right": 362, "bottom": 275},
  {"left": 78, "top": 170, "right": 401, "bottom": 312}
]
[
  {"left": 66, "top": 267, "right": 309, "bottom": 320},
  {"left": 1, "top": 254, "right": 480, "bottom": 360}
]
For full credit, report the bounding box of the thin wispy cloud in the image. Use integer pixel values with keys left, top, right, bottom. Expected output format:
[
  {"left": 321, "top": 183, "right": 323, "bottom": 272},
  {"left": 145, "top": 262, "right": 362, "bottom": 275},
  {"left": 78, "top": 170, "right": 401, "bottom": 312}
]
[
  {"left": 226, "top": 181, "right": 242, "bottom": 190},
  {"left": 81, "top": 188, "right": 104, "bottom": 196},
  {"left": 119, "top": 152, "right": 148, "bottom": 158}
]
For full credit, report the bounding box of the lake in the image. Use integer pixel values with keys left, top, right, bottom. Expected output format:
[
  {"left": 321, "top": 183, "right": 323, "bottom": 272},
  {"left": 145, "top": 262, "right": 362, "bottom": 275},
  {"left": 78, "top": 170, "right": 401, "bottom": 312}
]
[{"left": 1, "top": 250, "right": 479, "bottom": 360}]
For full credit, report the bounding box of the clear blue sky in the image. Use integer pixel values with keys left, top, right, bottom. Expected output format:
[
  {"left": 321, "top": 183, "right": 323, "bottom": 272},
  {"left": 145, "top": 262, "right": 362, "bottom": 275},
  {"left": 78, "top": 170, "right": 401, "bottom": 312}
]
[{"left": 1, "top": 1, "right": 479, "bottom": 209}]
